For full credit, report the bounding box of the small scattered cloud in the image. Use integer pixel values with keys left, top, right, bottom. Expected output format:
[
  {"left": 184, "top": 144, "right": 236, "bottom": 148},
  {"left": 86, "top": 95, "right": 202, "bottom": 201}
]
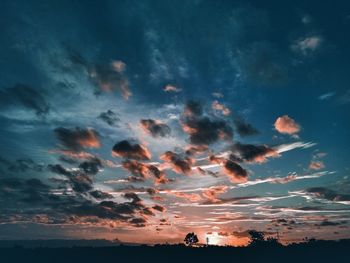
[
  {"left": 274, "top": 115, "right": 301, "bottom": 135},
  {"left": 229, "top": 142, "right": 279, "bottom": 163},
  {"left": 233, "top": 117, "right": 259, "bottom": 137},
  {"left": 309, "top": 161, "right": 325, "bottom": 170},
  {"left": 160, "top": 151, "right": 194, "bottom": 175},
  {"left": 140, "top": 119, "right": 171, "bottom": 138},
  {"left": 222, "top": 160, "right": 248, "bottom": 183},
  {"left": 318, "top": 92, "right": 335, "bottom": 101},
  {"left": 291, "top": 35, "right": 322, "bottom": 55},
  {"left": 112, "top": 140, "right": 151, "bottom": 160},
  {"left": 212, "top": 100, "right": 231, "bottom": 116},
  {"left": 54, "top": 127, "right": 101, "bottom": 151},
  {"left": 182, "top": 101, "right": 233, "bottom": 145},
  {"left": 163, "top": 84, "right": 182, "bottom": 93},
  {"left": 98, "top": 110, "right": 120, "bottom": 126}
]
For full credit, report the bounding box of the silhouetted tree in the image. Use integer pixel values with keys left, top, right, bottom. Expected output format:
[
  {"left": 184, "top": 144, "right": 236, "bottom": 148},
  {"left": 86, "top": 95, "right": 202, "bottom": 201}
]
[
  {"left": 248, "top": 230, "right": 282, "bottom": 247},
  {"left": 248, "top": 230, "right": 265, "bottom": 245},
  {"left": 184, "top": 232, "right": 199, "bottom": 246}
]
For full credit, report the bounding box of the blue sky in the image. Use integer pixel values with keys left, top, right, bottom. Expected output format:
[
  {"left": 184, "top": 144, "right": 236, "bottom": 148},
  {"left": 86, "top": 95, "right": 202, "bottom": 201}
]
[{"left": 0, "top": 0, "right": 350, "bottom": 245}]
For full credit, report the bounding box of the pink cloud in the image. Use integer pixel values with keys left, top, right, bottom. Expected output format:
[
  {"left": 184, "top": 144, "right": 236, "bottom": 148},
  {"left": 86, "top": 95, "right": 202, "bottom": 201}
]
[
  {"left": 274, "top": 115, "right": 300, "bottom": 134},
  {"left": 309, "top": 161, "right": 325, "bottom": 170}
]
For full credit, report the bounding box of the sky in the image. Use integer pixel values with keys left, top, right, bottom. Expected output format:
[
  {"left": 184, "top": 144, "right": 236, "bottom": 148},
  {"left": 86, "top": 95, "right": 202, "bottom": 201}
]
[{"left": 0, "top": 0, "right": 350, "bottom": 246}]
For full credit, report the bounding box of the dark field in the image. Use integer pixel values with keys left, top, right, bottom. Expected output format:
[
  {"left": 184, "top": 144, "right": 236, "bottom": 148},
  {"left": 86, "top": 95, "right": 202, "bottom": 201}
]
[{"left": 1, "top": 239, "right": 349, "bottom": 263}]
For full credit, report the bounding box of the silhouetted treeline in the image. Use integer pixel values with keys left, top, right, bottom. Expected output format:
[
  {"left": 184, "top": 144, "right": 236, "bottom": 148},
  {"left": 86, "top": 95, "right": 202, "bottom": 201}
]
[{"left": 0, "top": 239, "right": 349, "bottom": 263}]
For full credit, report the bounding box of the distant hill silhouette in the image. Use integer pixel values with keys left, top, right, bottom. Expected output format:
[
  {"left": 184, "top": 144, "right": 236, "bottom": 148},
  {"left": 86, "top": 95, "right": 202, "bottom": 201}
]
[{"left": 0, "top": 238, "right": 349, "bottom": 263}]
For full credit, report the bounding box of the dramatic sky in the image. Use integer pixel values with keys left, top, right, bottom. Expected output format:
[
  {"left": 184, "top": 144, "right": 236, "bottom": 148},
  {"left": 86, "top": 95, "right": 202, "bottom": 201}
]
[{"left": 1, "top": 0, "right": 350, "bottom": 246}]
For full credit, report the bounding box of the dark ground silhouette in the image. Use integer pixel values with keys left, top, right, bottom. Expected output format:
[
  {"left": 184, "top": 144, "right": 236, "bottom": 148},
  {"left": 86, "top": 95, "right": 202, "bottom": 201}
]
[{"left": 0, "top": 239, "right": 349, "bottom": 263}]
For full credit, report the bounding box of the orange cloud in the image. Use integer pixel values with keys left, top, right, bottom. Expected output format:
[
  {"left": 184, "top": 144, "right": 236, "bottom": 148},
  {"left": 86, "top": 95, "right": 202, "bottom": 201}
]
[
  {"left": 202, "top": 185, "right": 229, "bottom": 202},
  {"left": 212, "top": 100, "right": 231, "bottom": 115},
  {"left": 160, "top": 151, "right": 195, "bottom": 175},
  {"left": 167, "top": 191, "right": 202, "bottom": 202},
  {"left": 223, "top": 160, "right": 248, "bottom": 183},
  {"left": 274, "top": 115, "right": 300, "bottom": 134},
  {"left": 164, "top": 84, "right": 182, "bottom": 93},
  {"left": 309, "top": 161, "right": 325, "bottom": 170},
  {"left": 112, "top": 140, "right": 151, "bottom": 160}
]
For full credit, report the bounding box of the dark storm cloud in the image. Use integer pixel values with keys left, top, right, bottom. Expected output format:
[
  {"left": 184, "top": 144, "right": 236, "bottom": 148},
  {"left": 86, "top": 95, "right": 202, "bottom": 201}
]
[
  {"left": 112, "top": 140, "right": 151, "bottom": 160},
  {"left": 98, "top": 110, "right": 120, "bottom": 126},
  {"left": 233, "top": 117, "right": 259, "bottom": 137},
  {"left": 306, "top": 187, "right": 350, "bottom": 202},
  {"left": 54, "top": 127, "right": 101, "bottom": 151},
  {"left": 140, "top": 119, "right": 171, "bottom": 138},
  {"left": 229, "top": 142, "right": 278, "bottom": 163},
  {"left": 181, "top": 101, "right": 233, "bottom": 146},
  {"left": 160, "top": 151, "right": 194, "bottom": 175},
  {"left": 0, "top": 84, "right": 50, "bottom": 116}
]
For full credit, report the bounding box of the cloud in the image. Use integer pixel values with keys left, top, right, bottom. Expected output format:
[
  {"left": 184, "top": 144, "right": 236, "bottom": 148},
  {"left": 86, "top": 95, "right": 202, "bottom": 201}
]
[
  {"left": 160, "top": 151, "right": 194, "bottom": 175},
  {"left": 318, "top": 92, "right": 335, "bottom": 101},
  {"left": 212, "top": 100, "right": 231, "bottom": 116},
  {"left": 274, "top": 115, "right": 300, "bottom": 134},
  {"left": 0, "top": 83, "right": 50, "bottom": 116},
  {"left": 223, "top": 160, "right": 248, "bottom": 183},
  {"left": 183, "top": 100, "right": 203, "bottom": 117},
  {"left": 121, "top": 160, "right": 166, "bottom": 183},
  {"left": 274, "top": 141, "right": 316, "bottom": 153},
  {"left": 140, "top": 119, "right": 171, "bottom": 138},
  {"left": 89, "top": 190, "right": 113, "bottom": 200},
  {"left": 233, "top": 117, "right": 259, "bottom": 137},
  {"left": 48, "top": 164, "right": 93, "bottom": 193},
  {"left": 185, "top": 145, "right": 208, "bottom": 156},
  {"left": 292, "top": 35, "right": 322, "bottom": 55},
  {"left": 202, "top": 185, "right": 229, "bottom": 203},
  {"left": 164, "top": 84, "right": 182, "bottom": 93},
  {"left": 309, "top": 161, "right": 325, "bottom": 170},
  {"left": 78, "top": 157, "right": 103, "bottom": 175},
  {"left": 152, "top": 204, "right": 166, "bottom": 212},
  {"left": 66, "top": 48, "right": 131, "bottom": 100},
  {"left": 91, "top": 61, "right": 131, "bottom": 99},
  {"left": 181, "top": 101, "right": 233, "bottom": 145},
  {"left": 229, "top": 142, "right": 279, "bottom": 163},
  {"left": 54, "top": 127, "right": 101, "bottom": 151},
  {"left": 0, "top": 157, "right": 44, "bottom": 173},
  {"left": 166, "top": 191, "right": 202, "bottom": 202},
  {"left": 112, "top": 140, "right": 151, "bottom": 160},
  {"left": 306, "top": 187, "right": 350, "bottom": 203},
  {"left": 98, "top": 110, "right": 120, "bottom": 126},
  {"left": 182, "top": 116, "right": 233, "bottom": 145},
  {"left": 123, "top": 192, "right": 142, "bottom": 203}
]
